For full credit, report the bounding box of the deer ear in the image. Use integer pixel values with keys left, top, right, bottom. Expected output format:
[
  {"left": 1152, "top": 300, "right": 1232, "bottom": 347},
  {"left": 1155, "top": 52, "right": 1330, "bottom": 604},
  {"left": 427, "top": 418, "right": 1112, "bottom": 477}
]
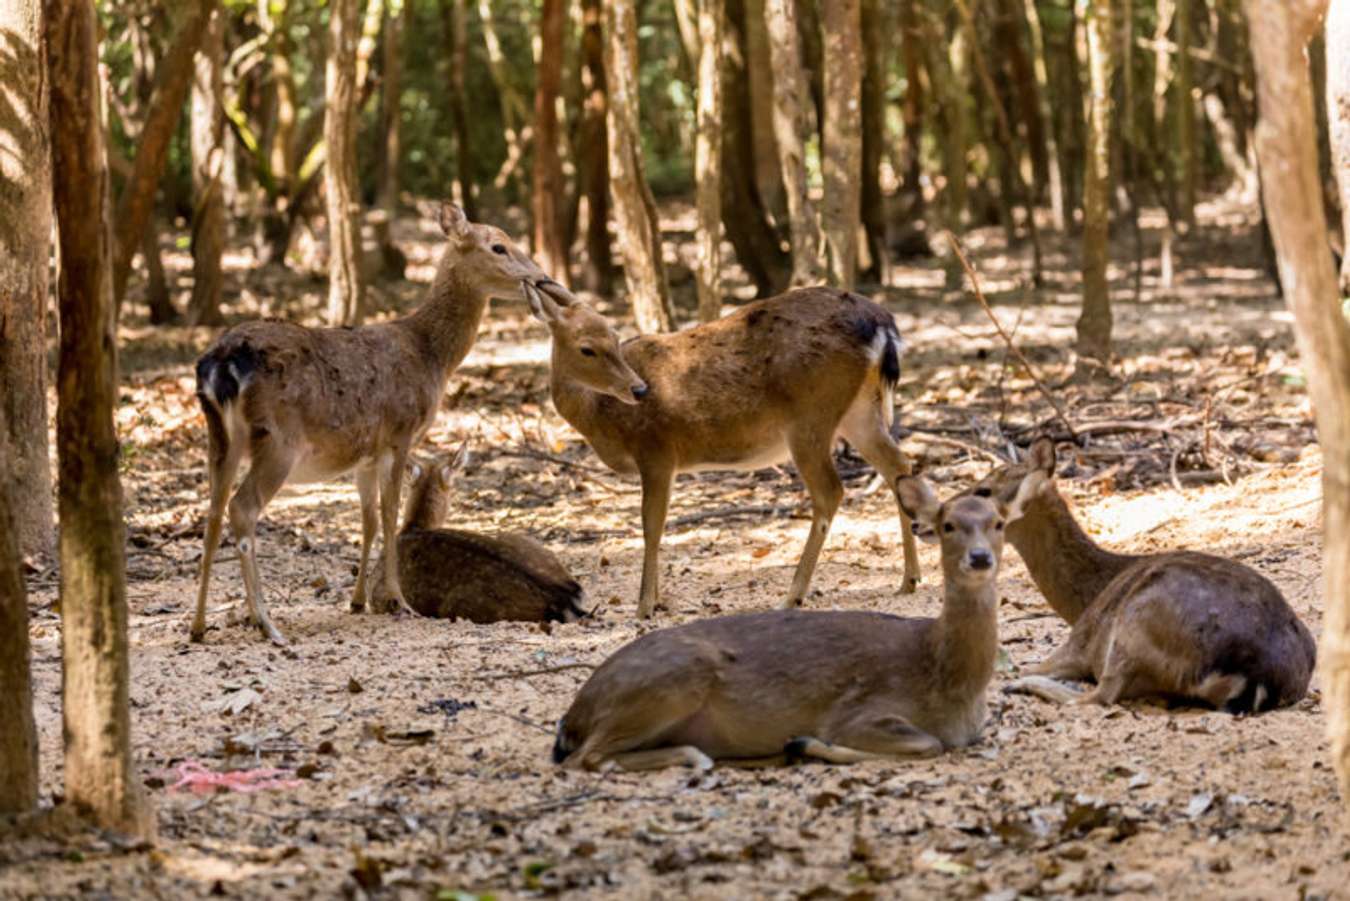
[
  {"left": 1027, "top": 437, "right": 1057, "bottom": 476},
  {"left": 439, "top": 202, "right": 470, "bottom": 239},
  {"left": 896, "top": 476, "right": 941, "bottom": 544},
  {"left": 444, "top": 441, "right": 471, "bottom": 478},
  {"left": 524, "top": 282, "right": 563, "bottom": 324},
  {"left": 407, "top": 459, "right": 426, "bottom": 482},
  {"left": 1004, "top": 469, "right": 1048, "bottom": 522}
]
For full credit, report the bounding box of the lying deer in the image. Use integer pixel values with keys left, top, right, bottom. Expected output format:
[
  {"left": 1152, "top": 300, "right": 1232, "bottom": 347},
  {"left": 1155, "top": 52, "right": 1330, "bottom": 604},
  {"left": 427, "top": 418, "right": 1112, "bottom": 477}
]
[
  {"left": 191, "top": 203, "right": 574, "bottom": 644},
  {"left": 368, "top": 446, "right": 587, "bottom": 623},
  {"left": 551, "top": 473, "right": 1034, "bottom": 771},
  {"left": 973, "top": 437, "right": 1315, "bottom": 712},
  {"left": 522, "top": 283, "right": 921, "bottom": 618}
]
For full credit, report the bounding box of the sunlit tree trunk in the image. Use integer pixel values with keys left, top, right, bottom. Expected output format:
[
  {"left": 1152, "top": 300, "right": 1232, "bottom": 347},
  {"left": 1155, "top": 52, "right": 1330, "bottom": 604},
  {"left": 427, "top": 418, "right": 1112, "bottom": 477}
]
[
  {"left": 603, "top": 0, "right": 673, "bottom": 332},
  {"left": 0, "top": 0, "right": 53, "bottom": 560},
  {"left": 764, "top": 0, "right": 823, "bottom": 285},
  {"left": 533, "top": 0, "right": 569, "bottom": 284},
  {"left": 46, "top": 0, "right": 152, "bottom": 838},
  {"left": 1245, "top": 0, "right": 1350, "bottom": 811},
  {"left": 0, "top": 424, "right": 38, "bottom": 817},
  {"left": 1077, "top": 0, "right": 1114, "bottom": 369},
  {"left": 695, "top": 0, "right": 724, "bottom": 321},
  {"left": 188, "top": 4, "right": 225, "bottom": 326},
  {"left": 1328, "top": 0, "right": 1350, "bottom": 292},
  {"left": 326, "top": 0, "right": 365, "bottom": 326},
  {"left": 820, "top": 0, "right": 862, "bottom": 289},
  {"left": 577, "top": 0, "right": 612, "bottom": 293}
]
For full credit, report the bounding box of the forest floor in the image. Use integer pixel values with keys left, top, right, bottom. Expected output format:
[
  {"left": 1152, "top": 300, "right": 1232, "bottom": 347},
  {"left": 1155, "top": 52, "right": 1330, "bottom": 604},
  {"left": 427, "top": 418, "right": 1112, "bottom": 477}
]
[{"left": 3, "top": 198, "right": 1345, "bottom": 900}]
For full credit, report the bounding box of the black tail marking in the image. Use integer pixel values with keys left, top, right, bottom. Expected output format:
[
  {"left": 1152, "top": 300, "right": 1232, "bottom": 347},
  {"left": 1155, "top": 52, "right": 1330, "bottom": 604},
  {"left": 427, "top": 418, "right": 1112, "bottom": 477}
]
[
  {"left": 880, "top": 328, "right": 901, "bottom": 388},
  {"left": 196, "top": 342, "right": 261, "bottom": 409},
  {"left": 551, "top": 718, "right": 572, "bottom": 765}
]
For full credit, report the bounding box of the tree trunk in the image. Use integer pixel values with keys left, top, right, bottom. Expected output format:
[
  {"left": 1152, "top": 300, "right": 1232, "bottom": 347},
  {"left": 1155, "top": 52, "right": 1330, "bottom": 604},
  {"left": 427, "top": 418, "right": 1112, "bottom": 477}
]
[
  {"left": 1175, "top": 0, "right": 1197, "bottom": 225},
  {"left": 896, "top": 0, "right": 925, "bottom": 214},
  {"left": 743, "top": 0, "right": 784, "bottom": 219},
  {"left": 0, "top": 417, "right": 39, "bottom": 817},
  {"left": 141, "top": 216, "right": 176, "bottom": 324},
  {"left": 1246, "top": 0, "right": 1350, "bottom": 810},
  {"left": 1076, "top": 0, "right": 1114, "bottom": 369},
  {"left": 111, "top": 0, "right": 213, "bottom": 311},
  {"left": 533, "top": 0, "right": 570, "bottom": 284},
  {"left": 376, "top": 0, "right": 406, "bottom": 276},
  {"left": 478, "top": 0, "right": 529, "bottom": 196},
  {"left": 0, "top": 0, "right": 54, "bottom": 560},
  {"left": 997, "top": 0, "right": 1049, "bottom": 202},
  {"left": 819, "top": 0, "right": 862, "bottom": 289},
  {"left": 1328, "top": 0, "right": 1350, "bottom": 292},
  {"left": 1021, "top": 0, "right": 1065, "bottom": 230},
  {"left": 188, "top": 4, "right": 226, "bottom": 327},
  {"left": 577, "top": 0, "right": 612, "bottom": 293},
  {"left": 46, "top": 0, "right": 152, "bottom": 838},
  {"left": 695, "top": 0, "right": 724, "bottom": 321},
  {"left": 325, "top": 0, "right": 365, "bottom": 326},
  {"left": 443, "top": 0, "right": 477, "bottom": 220},
  {"left": 859, "top": 0, "right": 888, "bottom": 283},
  {"left": 1046, "top": 0, "right": 1085, "bottom": 215},
  {"left": 603, "top": 0, "right": 674, "bottom": 333},
  {"left": 764, "top": 0, "right": 823, "bottom": 285}
]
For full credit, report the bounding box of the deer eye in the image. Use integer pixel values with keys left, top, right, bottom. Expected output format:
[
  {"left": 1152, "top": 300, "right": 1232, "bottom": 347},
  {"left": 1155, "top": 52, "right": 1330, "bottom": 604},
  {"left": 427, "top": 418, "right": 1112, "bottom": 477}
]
[
  {"left": 943, "top": 523, "right": 954, "bottom": 534},
  {"left": 491, "top": 243, "right": 508, "bottom": 255},
  {"left": 579, "top": 347, "right": 597, "bottom": 358},
  {"left": 974, "top": 487, "right": 992, "bottom": 498},
  {"left": 994, "top": 521, "right": 1004, "bottom": 531}
]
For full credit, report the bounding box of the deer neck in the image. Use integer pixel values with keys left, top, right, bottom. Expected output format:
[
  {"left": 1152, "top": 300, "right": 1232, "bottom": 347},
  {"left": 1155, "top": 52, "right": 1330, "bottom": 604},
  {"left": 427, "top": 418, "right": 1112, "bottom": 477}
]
[
  {"left": 401, "top": 484, "right": 447, "bottom": 532},
  {"left": 403, "top": 263, "right": 492, "bottom": 373},
  {"left": 548, "top": 351, "right": 601, "bottom": 438},
  {"left": 1005, "top": 486, "right": 1138, "bottom": 624},
  {"left": 930, "top": 575, "right": 999, "bottom": 697}
]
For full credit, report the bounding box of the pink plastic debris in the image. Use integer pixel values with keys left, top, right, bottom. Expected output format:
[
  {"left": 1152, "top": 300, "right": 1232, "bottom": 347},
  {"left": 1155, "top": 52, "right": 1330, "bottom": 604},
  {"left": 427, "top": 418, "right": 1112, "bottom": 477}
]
[{"left": 167, "top": 760, "right": 303, "bottom": 794}]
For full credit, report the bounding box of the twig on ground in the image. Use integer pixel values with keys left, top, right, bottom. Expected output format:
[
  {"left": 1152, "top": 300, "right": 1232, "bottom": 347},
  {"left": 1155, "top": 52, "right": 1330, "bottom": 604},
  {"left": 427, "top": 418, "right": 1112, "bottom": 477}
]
[
  {"left": 479, "top": 662, "right": 597, "bottom": 681},
  {"left": 906, "top": 431, "right": 1008, "bottom": 463},
  {"left": 667, "top": 503, "right": 801, "bottom": 530}
]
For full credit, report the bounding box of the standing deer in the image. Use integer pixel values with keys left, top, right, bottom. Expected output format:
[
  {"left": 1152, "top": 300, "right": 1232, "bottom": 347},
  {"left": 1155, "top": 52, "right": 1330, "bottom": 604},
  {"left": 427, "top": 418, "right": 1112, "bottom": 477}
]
[
  {"left": 973, "top": 438, "right": 1315, "bottom": 712},
  {"left": 191, "top": 203, "right": 574, "bottom": 644},
  {"left": 551, "top": 474, "right": 1033, "bottom": 771},
  {"left": 522, "top": 283, "right": 921, "bottom": 618}
]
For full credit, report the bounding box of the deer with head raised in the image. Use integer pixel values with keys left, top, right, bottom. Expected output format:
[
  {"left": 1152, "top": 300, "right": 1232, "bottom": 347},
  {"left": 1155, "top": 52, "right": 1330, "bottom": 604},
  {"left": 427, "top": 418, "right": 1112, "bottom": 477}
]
[
  {"left": 550, "top": 473, "right": 1034, "bottom": 771},
  {"left": 190, "top": 203, "right": 574, "bottom": 644},
  {"left": 972, "top": 437, "right": 1315, "bottom": 712},
  {"left": 522, "top": 283, "right": 921, "bottom": 617}
]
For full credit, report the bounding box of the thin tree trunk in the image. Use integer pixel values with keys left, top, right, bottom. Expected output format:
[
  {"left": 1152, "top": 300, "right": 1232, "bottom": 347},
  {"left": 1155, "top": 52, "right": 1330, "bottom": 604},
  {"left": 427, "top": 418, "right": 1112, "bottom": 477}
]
[
  {"left": 820, "top": 0, "right": 862, "bottom": 289},
  {"left": 1245, "top": 0, "right": 1350, "bottom": 811},
  {"left": 189, "top": 4, "right": 226, "bottom": 327},
  {"left": 1076, "top": 0, "right": 1114, "bottom": 369},
  {"left": 0, "top": 419, "right": 39, "bottom": 817},
  {"left": 695, "top": 0, "right": 724, "bottom": 321},
  {"left": 141, "top": 217, "right": 175, "bottom": 324},
  {"left": 1046, "top": 0, "right": 1085, "bottom": 215},
  {"left": 1328, "top": 0, "right": 1350, "bottom": 292},
  {"left": 533, "top": 0, "right": 570, "bottom": 284},
  {"left": 764, "top": 0, "right": 823, "bottom": 285},
  {"left": 859, "top": 0, "right": 888, "bottom": 283},
  {"left": 997, "top": 0, "right": 1049, "bottom": 201},
  {"left": 578, "top": 0, "right": 612, "bottom": 293},
  {"left": 111, "top": 0, "right": 213, "bottom": 311},
  {"left": 896, "top": 0, "right": 925, "bottom": 214},
  {"left": 0, "top": 0, "right": 54, "bottom": 560},
  {"left": 1022, "top": 0, "right": 1065, "bottom": 230},
  {"left": 326, "top": 0, "right": 365, "bottom": 326},
  {"left": 444, "top": 0, "right": 477, "bottom": 220},
  {"left": 603, "top": 0, "right": 673, "bottom": 332},
  {"left": 376, "top": 0, "right": 406, "bottom": 277},
  {"left": 1176, "top": 0, "right": 1197, "bottom": 225},
  {"left": 743, "top": 0, "right": 783, "bottom": 219},
  {"left": 46, "top": 0, "right": 152, "bottom": 838},
  {"left": 478, "top": 0, "right": 529, "bottom": 194}
]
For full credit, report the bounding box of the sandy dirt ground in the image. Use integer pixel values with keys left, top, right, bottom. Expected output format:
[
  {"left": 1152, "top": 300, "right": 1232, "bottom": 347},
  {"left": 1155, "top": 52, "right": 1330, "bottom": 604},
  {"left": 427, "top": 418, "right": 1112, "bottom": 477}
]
[{"left": 2, "top": 201, "right": 1345, "bottom": 899}]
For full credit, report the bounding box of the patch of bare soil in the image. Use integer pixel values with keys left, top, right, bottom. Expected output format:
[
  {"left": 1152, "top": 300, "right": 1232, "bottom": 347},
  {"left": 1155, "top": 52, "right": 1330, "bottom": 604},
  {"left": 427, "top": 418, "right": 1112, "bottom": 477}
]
[{"left": 3, "top": 200, "right": 1344, "bottom": 899}]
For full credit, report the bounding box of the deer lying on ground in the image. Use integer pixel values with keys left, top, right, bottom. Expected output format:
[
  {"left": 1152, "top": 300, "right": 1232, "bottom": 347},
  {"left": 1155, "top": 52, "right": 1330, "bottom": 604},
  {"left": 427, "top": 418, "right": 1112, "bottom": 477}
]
[
  {"left": 551, "top": 473, "right": 1035, "bottom": 771},
  {"left": 368, "top": 445, "right": 587, "bottom": 623},
  {"left": 191, "top": 203, "right": 574, "bottom": 644},
  {"left": 972, "top": 438, "right": 1315, "bottom": 711},
  {"left": 522, "top": 282, "right": 921, "bottom": 618}
]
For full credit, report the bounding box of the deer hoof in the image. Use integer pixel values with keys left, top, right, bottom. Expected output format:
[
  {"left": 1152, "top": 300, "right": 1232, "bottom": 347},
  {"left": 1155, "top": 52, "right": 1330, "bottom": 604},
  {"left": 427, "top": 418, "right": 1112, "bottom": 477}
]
[{"left": 349, "top": 598, "right": 367, "bottom": 614}]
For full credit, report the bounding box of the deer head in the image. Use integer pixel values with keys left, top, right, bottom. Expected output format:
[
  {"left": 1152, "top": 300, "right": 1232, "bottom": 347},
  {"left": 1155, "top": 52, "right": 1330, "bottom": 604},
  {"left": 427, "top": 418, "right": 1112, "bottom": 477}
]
[
  {"left": 523, "top": 282, "right": 649, "bottom": 405},
  {"left": 966, "top": 437, "right": 1057, "bottom": 526},
  {"left": 404, "top": 442, "right": 471, "bottom": 531},
  {"left": 437, "top": 202, "right": 572, "bottom": 302}
]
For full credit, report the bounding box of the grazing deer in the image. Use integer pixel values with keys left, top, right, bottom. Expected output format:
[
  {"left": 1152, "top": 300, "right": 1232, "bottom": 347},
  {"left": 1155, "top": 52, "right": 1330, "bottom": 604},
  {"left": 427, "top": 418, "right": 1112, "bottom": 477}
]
[
  {"left": 551, "top": 474, "right": 1035, "bottom": 771},
  {"left": 191, "top": 203, "right": 574, "bottom": 644},
  {"left": 368, "top": 446, "right": 587, "bottom": 623},
  {"left": 522, "top": 283, "right": 921, "bottom": 618},
  {"left": 973, "top": 438, "right": 1315, "bottom": 712}
]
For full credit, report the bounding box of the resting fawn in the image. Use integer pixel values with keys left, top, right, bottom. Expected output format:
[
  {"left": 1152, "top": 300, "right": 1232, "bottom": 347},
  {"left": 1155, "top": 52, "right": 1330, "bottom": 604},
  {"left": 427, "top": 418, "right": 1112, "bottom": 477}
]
[
  {"left": 550, "top": 473, "right": 1037, "bottom": 771},
  {"left": 523, "top": 282, "right": 921, "bottom": 618},
  {"left": 973, "top": 437, "right": 1315, "bottom": 712}
]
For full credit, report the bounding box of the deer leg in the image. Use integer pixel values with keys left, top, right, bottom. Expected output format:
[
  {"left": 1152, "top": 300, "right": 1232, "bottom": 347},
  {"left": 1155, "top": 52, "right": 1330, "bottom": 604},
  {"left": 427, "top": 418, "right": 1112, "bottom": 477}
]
[
  {"left": 227, "top": 447, "right": 295, "bottom": 646},
  {"left": 783, "top": 431, "right": 843, "bottom": 608},
  {"left": 637, "top": 463, "right": 673, "bottom": 618},
  {"left": 349, "top": 465, "right": 379, "bottom": 613},
  {"left": 190, "top": 416, "right": 244, "bottom": 642},
  {"left": 785, "top": 720, "right": 942, "bottom": 765},
  {"left": 373, "top": 448, "right": 416, "bottom": 616},
  {"left": 598, "top": 746, "right": 714, "bottom": 773},
  {"left": 840, "top": 405, "right": 921, "bottom": 593},
  {"left": 1004, "top": 675, "right": 1087, "bottom": 704}
]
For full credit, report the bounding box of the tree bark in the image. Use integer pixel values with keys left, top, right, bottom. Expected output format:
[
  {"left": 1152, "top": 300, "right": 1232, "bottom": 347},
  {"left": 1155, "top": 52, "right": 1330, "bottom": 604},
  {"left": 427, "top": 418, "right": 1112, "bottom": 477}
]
[
  {"left": 46, "top": 0, "right": 152, "bottom": 838},
  {"left": 576, "top": 0, "right": 613, "bottom": 293},
  {"left": 188, "top": 4, "right": 226, "bottom": 326},
  {"left": 819, "top": 0, "right": 862, "bottom": 289},
  {"left": 1021, "top": 0, "right": 1065, "bottom": 230},
  {"left": 764, "top": 0, "right": 823, "bottom": 285},
  {"left": 859, "top": 0, "right": 888, "bottom": 283},
  {"left": 695, "top": 0, "right": 724, "bottom": 321},
  {"left": 533, "top": 0, "right": 570, "bottom": 284},
  {"left": 0, "top": 0, "right": 54, "bottom": 560},
  {"left": 111, "top": 0, "right": 213, "bottom": 311},
  {"left": 141, "top": 216, "right": 175, "bottom": 324},
  {"left": 377, "top": 0, "right": 406, "bottom": 273},
  {"left": 0, "top": 413, "right": 39, "bottom": 817},
  {"left": 326, "top": 0, "right": 365, "bottom": 326},
  {"left": 1246, "top": 0, "right": 1350, "bottom": 811},
  {"left": 442, "top": 0, "right": 477, "bottom": 220},
  {"left": 1328, "top": 0, "right": 1350, "bottom": 292},
  {"left": 743, "top": 0, "right": 783, "bottom": 219},
  {"left": 1175, "top": 0, "right": 1197, "bottom": 225},
  {"left": 603, "top": 0, "right": 674, "bottom": 333},
  {"left": 1076, "top": 0, "right": 1114, "bottom": 368}
]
